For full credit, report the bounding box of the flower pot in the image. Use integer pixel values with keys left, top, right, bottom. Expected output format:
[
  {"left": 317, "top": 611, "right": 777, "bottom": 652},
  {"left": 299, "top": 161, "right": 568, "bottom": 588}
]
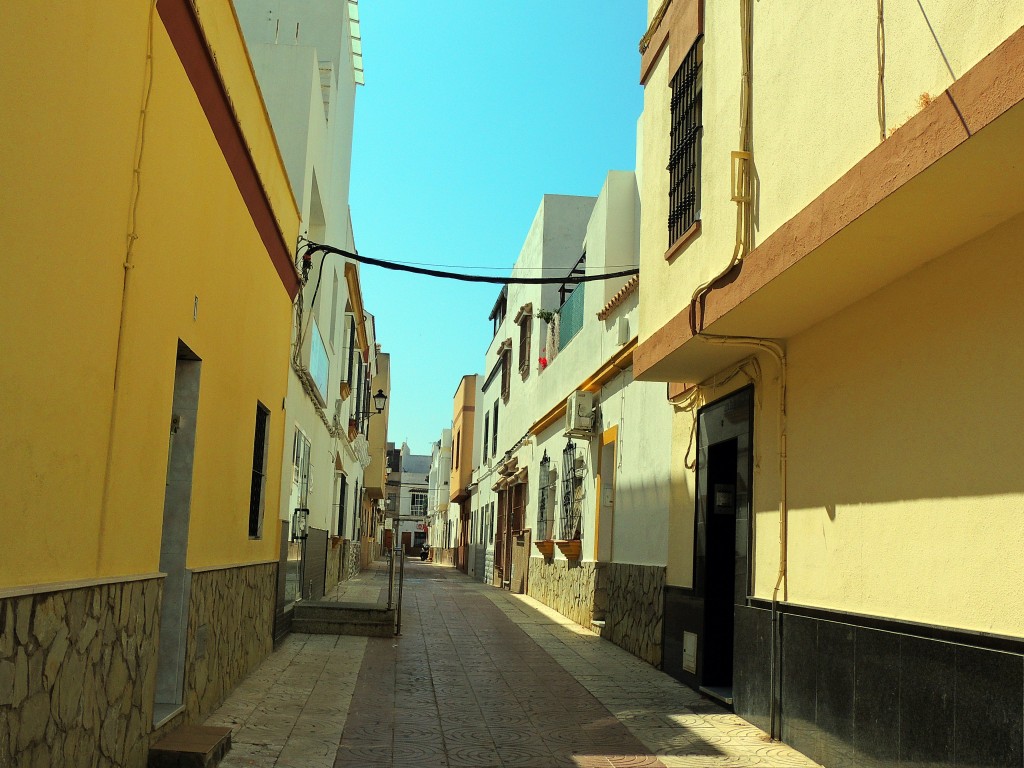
[
  {"left": 555, "top": 539, "right": 582, "bottom": 560},
  {"left": 534, "top": 540, "right": 555, "bottom": 559}
]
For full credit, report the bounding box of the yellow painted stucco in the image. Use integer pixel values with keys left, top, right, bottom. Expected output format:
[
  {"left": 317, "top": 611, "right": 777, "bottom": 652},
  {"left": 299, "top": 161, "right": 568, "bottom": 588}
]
[
  {"left": 641, "top": 3, "right": 1024, "bottom": 635},
  {"left": 666, "top": 209, "right": 1024, "bottom": 636},
  {"left": 450, "top": 375, "right": 478, "bottom": 502},
  {"left": 638, "top": 0, "right": 1024, "bottom": 346},
  {"left": 780, "top": 212, "right": 1024, "bottom": 635},
  {"left": 0, "top": 1, "right": 297, "bottom": 588},
  {"left": 365, "top": 353, "right": 392, "bottom": 498}
]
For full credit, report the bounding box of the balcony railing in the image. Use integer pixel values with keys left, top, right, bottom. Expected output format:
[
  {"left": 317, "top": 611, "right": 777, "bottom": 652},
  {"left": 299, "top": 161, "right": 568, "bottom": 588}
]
[{"left": 558, "top": 283, "right": 585, "bottom": 351}]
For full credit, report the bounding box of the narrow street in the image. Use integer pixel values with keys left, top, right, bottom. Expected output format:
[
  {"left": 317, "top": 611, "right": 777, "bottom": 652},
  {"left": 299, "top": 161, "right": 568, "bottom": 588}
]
[{"left": 206, "top": 561, "right": 818, "bottom": 768}]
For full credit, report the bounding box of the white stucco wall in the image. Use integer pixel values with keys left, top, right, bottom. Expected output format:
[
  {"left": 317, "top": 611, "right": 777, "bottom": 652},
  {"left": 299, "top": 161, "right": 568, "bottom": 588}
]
[{"left": 472, "top": 173, "right": 672, "bottom": 569}]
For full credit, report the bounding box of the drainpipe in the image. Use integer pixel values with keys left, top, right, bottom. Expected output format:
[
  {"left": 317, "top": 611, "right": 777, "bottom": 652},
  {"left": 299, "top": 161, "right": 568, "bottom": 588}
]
[
  {"left": 697, "top": 333, "right": 787, "bottom": 739},
  {"left": 98, "top": 1, "right": 157, "bottom": 571},
  {"left": 689, "top": 0, "right": 754, "bottom": 335}
]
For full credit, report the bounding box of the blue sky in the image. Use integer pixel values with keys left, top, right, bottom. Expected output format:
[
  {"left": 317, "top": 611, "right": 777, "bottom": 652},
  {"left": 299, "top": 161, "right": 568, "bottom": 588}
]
[{"left": 350, "top": 2, "right": 646, "bottom": 456}]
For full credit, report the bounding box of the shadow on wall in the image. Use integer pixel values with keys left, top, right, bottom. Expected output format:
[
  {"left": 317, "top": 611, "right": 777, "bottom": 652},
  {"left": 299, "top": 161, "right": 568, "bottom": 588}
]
[{"left": 786, "top": 213, "right": 1024, "bottom": 508}]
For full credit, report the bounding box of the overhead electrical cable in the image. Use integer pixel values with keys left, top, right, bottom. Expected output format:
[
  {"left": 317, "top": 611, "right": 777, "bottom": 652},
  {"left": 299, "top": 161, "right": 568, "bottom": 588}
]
[{"left": 299, "top": 240, "right": 639, "bottom": 286}]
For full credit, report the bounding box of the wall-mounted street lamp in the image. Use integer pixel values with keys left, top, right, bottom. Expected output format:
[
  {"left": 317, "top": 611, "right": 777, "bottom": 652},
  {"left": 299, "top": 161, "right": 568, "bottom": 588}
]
[{"left": 356, "top": 389, "right": 388, "bottom": 419}]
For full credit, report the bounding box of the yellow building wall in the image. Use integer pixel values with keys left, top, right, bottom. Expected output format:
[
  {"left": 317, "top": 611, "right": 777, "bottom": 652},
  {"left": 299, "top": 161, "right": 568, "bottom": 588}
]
[
  {"left": 366, "top": 353, "right": 392, "bottom": 496},
  {"left": 0, "top": 1, "right": 296, "bottom": 588},
  {"left": 666, "top": 209, "right": 1024, "bottom": 637},
  {"left": 449, "top": 375, "right": 478, "bottom": 500},
  {"left": 666, "top": 358, "right": 784, "bottom": 591},
  {"left": 776, "top": 212, "right": 1024, "bottom": 636},
  {"left": 638, "top": 1, "right": 1024, "bottom": 347}
]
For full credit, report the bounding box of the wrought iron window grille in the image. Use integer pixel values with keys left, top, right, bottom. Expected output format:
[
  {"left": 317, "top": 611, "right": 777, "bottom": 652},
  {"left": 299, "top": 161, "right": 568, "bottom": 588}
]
[
  {"left": 668, "top": 36, "right": 703, "bottom": 245},
  {"left": 537, "top": 452, "right": 558, "bottom": 541},
  {"left": 560, "top": 441, "right": 583, "bottom": 540}
]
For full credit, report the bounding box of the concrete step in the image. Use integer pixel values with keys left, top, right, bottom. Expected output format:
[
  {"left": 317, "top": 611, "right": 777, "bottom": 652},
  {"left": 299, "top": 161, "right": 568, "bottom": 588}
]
[
  {"left": 148, "top": 725, "right": 231, "bottom": 768},
  {"left": 292, "top": 601, "right": 395, "bottom": 636}
]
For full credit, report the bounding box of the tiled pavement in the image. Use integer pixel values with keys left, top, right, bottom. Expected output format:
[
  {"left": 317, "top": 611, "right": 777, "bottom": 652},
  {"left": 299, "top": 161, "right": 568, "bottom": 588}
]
[{"left": 206, "top": 560, "right": 819, "bottom": 767}]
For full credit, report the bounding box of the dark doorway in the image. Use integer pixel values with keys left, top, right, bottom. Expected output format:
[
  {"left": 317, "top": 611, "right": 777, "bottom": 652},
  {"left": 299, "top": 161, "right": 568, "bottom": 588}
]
[
  {"left": 702, "top": 438, "right": 738, "bottom": 689},
  {"left": 694, "top": 386, "right": 753, "bottom": 707}
]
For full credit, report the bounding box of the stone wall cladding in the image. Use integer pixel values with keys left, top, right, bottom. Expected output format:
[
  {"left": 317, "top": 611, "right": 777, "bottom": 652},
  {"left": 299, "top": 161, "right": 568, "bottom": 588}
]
[
  {"left": 342, "top": 540, "right": 361, "bottom": 581},
  {"left": 274, "top": 524, "right": 292, "bottom": 647},
  {"left": 326, "top": 541, "right": 342, "bottom": 590},
  {"left": 183, "top": 563, "right": 275, "bottom": 723},
  {"left": 526, "top": 558, "right": 597, "bottom": 628},
  {"left": 0, "top": 578, "right": 161, "bottom": 767},
  {"left": 599, "top": 562, "right": 665, "bottom": 667}
]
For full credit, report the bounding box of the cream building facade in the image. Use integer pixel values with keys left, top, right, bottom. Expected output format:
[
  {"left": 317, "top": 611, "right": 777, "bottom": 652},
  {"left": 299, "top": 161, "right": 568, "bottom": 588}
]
[
  {"left": 234, "top": 0, "right": 389, "bottom": 633},
  {"left": 633, "top": 1, "right": 1024, "bottom": 763},
  {"left": 426, "top": 429, "right": 453, "bottom": 559},
  {"left": 461, "top": 174, "right": 676, "bottom": 666}
]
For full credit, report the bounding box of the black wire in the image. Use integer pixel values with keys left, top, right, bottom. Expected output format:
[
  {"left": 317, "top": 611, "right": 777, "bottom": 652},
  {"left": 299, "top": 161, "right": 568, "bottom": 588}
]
[{"left": 303, "top": 241, "right": 638, "bottom": 292}]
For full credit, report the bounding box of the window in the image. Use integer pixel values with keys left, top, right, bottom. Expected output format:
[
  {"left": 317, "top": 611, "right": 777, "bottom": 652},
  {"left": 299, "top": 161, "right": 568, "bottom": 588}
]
[
  {"left": 329, "top": 273, "right": 339, "bottom": 348},
  {"left": 353, "top": 481, "right": 360, "bottom": 531},
  {"left": 556, "top": 254, "right": 586, "bottom": 351},
  {"left": 482, "top": 413, "right": 490, "bottom": 462},
  {"left": 500, "top": 346, "right": 511, "bottom": 403},
  {"left": 668, "top": 36, "right": 703, "bottom": 245},
  {"left": 537, "top": 454, "right": 556, "bottom": 540},
  {"left": 411, "top": 490, "right": 428, "bottom": 516},
  {"left": 557, "top": 284, "right": 585, "bottom": 351},
  {"left": 491, "top": 400, "right": 499, "bottom": 457},
  {"left": 516, "top": 304, "right": 533, "bottom": 379},
  {"left": 337, "top": 474, "right": 348, "bottom": 536},
  {"left": 488, "top": 286, "right": 507, "bottom": 337},
  {"left": 248, "top": 403, "right": 271, "bottom": 538},
  {"left": 345, "top": 316, "right": 357, "bottom": 385},
  {"left": 560, "top": 440, "right": 583, "bottom": 540},
  {"left": 387, "top": 492, "right": 398, "bottom": 512},
  {"left": 454, "top": 430, "right": 461, "bottom": 470},
  {"left": 293, "top": 429, "right": 312, "bottom": 505},
  {"left": 354, "top": 357, "right": 364, "bottom": 419}
]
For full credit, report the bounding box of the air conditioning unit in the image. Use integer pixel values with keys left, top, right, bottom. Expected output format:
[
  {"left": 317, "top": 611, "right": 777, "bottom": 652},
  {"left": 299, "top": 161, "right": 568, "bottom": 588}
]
[{"left": 565, "top": 390, "right": 595, "bottom": 435}]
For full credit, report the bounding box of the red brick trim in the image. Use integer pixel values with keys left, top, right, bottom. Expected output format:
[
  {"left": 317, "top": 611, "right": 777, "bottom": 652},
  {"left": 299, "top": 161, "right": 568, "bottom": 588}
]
[{"left": 157, "top": 0, "right": 299, "bottom": 299}]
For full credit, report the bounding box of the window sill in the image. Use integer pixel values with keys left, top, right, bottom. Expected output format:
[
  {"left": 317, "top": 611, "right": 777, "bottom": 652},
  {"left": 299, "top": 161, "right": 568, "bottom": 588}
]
[{"left": 665, "top": 220, "right": 701, "bottom": 263}]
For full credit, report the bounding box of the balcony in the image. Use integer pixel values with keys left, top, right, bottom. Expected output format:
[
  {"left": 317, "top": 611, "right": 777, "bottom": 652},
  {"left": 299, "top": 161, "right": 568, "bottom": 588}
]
[{"left": 557, "top": 283, "right": 585, "bottom": 351}]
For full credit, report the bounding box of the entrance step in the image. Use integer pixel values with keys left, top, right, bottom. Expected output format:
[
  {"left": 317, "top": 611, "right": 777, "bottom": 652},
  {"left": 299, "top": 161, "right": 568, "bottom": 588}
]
[
  {"left": 148, "top": 725, "right": 231, "bottom": 768},
  {"left": 293, "top": 600, "right": 395, "bottom": 637},
  {"left": 699, "top": 685, "right": 734, "bottom": 706}
]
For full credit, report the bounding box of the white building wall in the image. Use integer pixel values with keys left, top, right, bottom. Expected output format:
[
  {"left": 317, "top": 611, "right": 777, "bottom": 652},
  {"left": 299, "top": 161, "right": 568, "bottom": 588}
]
[
  {"left": 236, "top": 0, "right": 380, "bottom": 562},
  {"left": 474, "top": 173, "right": 672, "bottom": 570}
]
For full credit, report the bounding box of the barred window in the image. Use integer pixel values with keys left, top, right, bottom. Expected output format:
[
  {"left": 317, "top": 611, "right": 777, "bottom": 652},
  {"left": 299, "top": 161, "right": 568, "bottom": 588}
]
[
  {"left": 248, "top": 403, "right": 270, "bottom": 538},
  {"left": 668, "top": 37, "right": 703, "bottom": 245},
  {"left": 560, "top": 440, "right": 583, "bottom": 540}
]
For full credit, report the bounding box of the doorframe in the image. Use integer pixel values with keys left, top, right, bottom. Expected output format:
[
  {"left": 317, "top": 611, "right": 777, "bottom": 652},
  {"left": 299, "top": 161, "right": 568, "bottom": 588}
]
[
  {"left": 594, "top": 425, "right": 618, "bottom": 562},
  {"left": 153, "top": 341, "right": 201, "bottom": 726},
  {"left": 692, "top": 385, "right": 755, "bottom": 697}
]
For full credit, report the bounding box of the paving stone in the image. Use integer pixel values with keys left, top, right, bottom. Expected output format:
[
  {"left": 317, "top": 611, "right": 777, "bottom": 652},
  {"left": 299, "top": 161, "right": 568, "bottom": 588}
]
[{"left": 194, "top": 559, "right": 819, "bottom": 767}]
